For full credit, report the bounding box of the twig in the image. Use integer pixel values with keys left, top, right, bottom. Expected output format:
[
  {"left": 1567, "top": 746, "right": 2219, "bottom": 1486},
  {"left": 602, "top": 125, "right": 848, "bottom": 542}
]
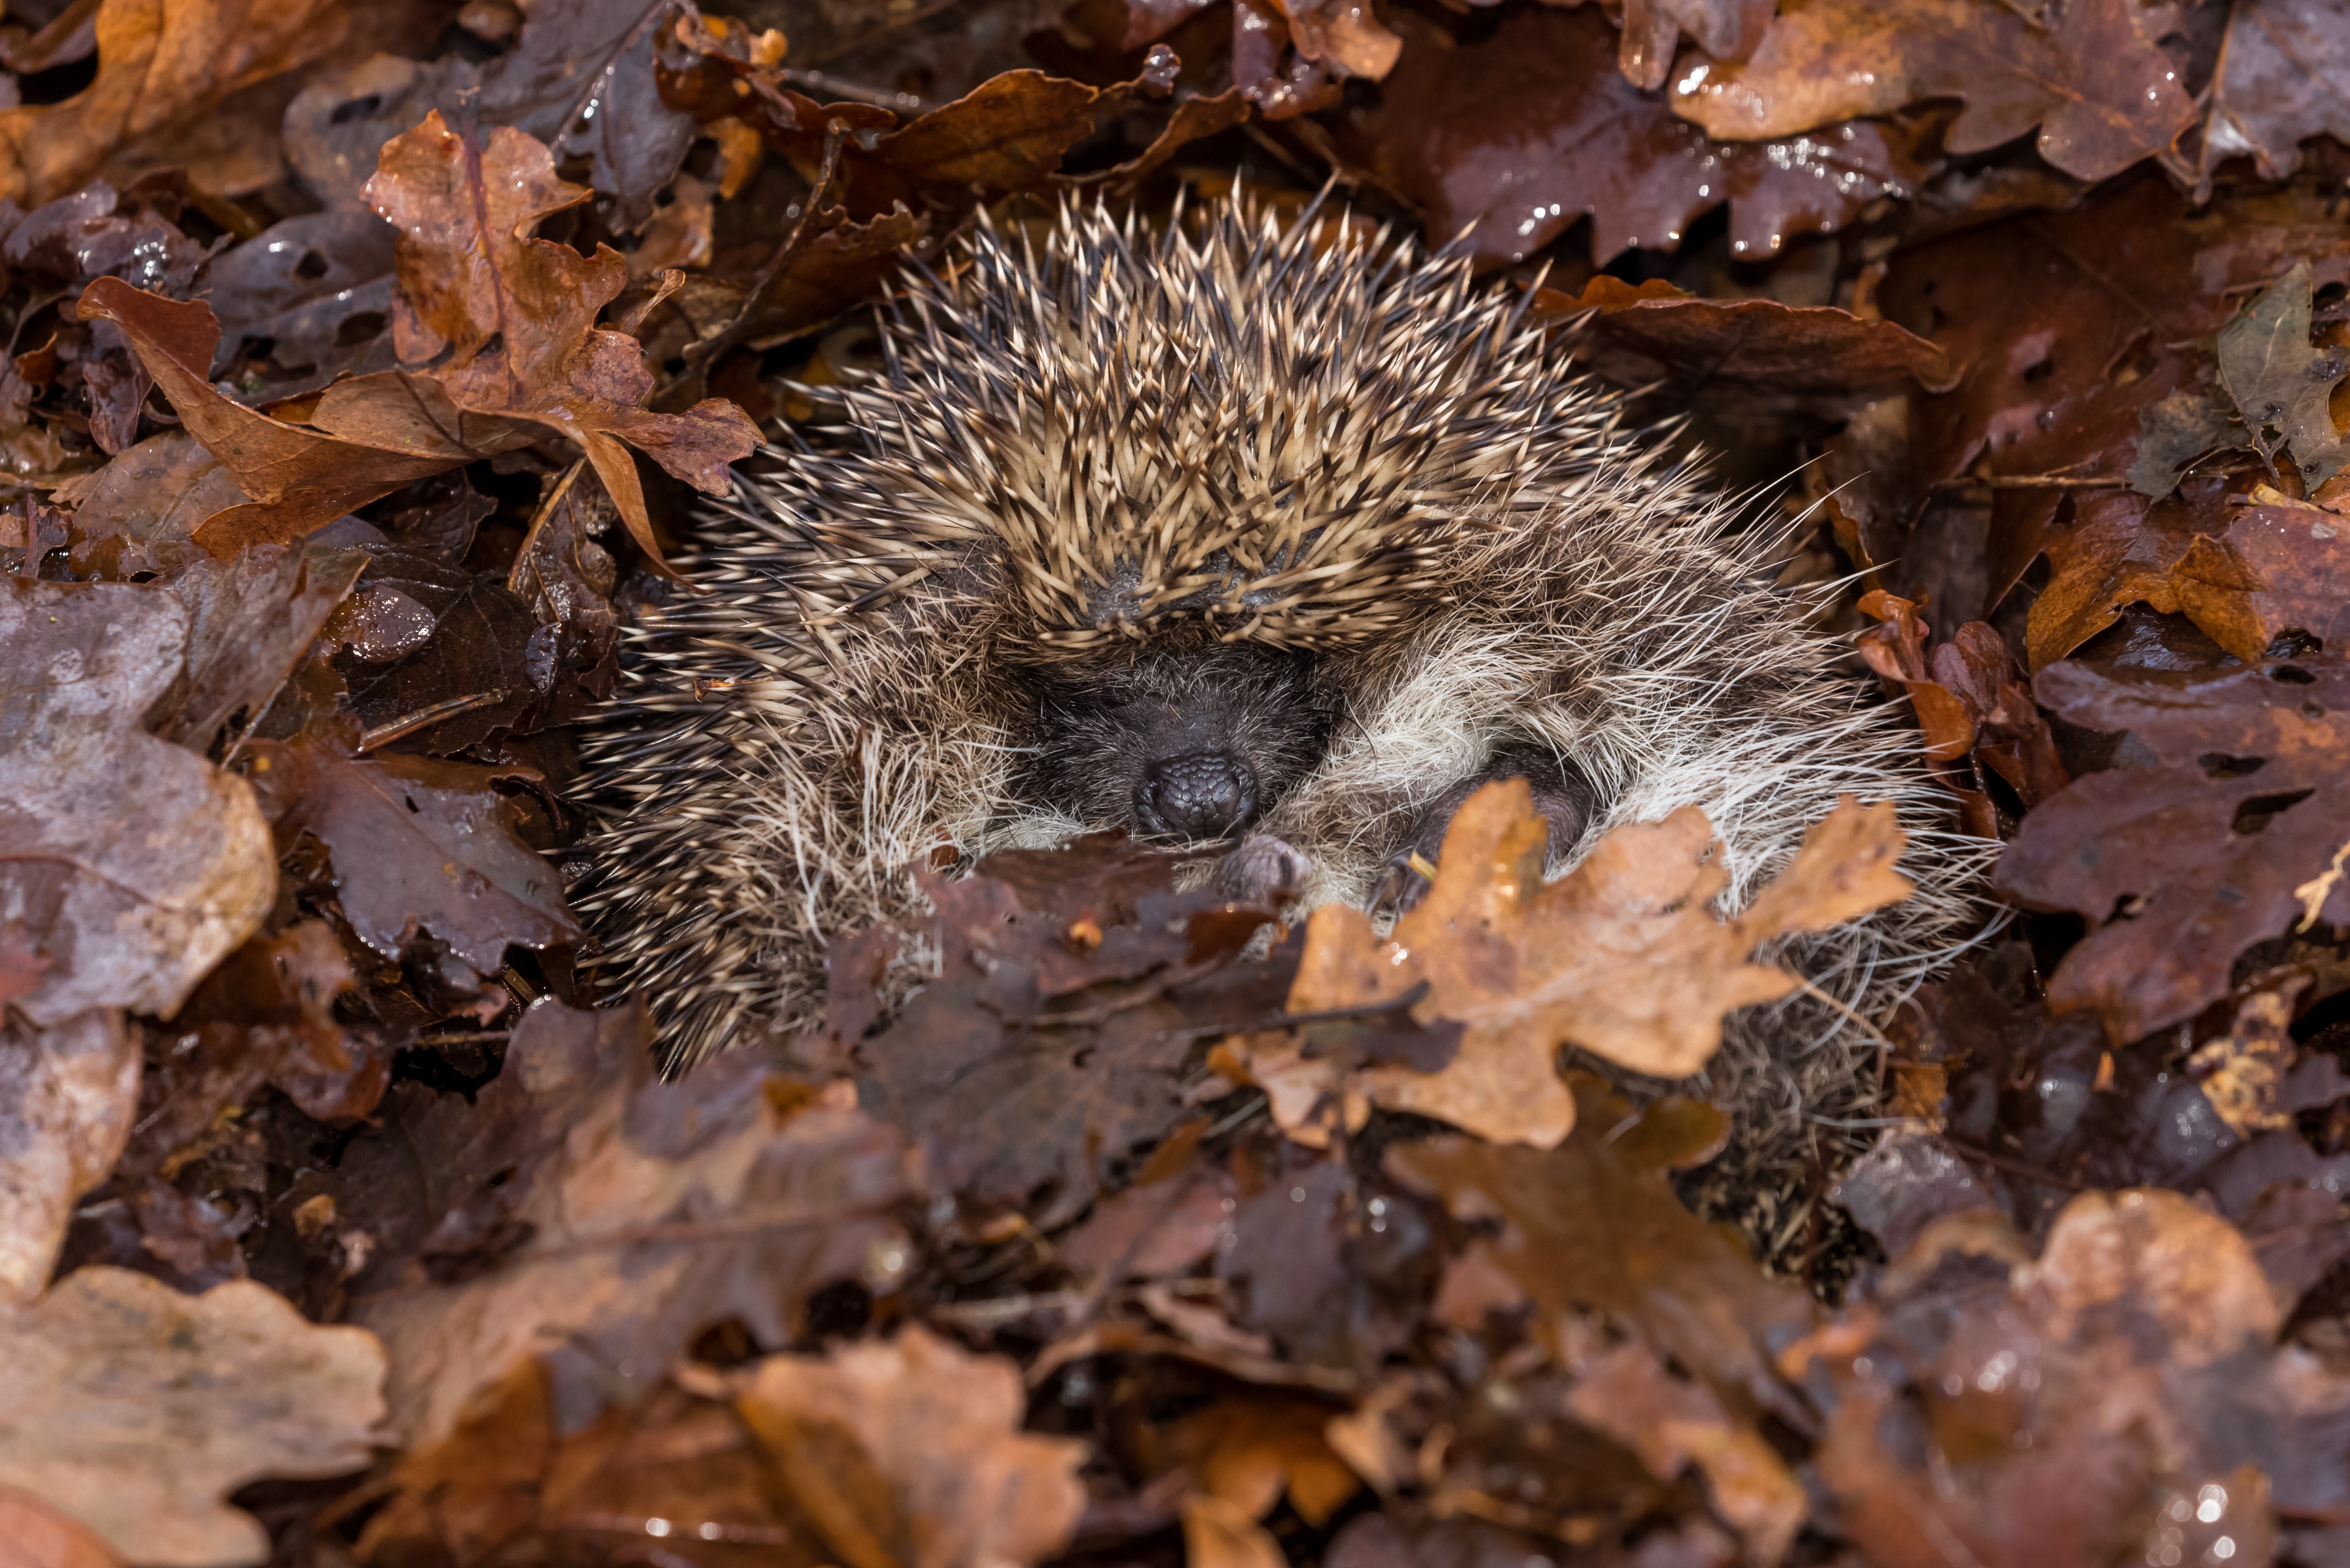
[
  {"left": 358, "top": 690, "right": 509, "bottom": 752},
  {"left": 654, "top": 120, "right": 852, "bottom": 409},
  {"left": 1927, "top": 474, "right": 2131, "bottom": 491}
]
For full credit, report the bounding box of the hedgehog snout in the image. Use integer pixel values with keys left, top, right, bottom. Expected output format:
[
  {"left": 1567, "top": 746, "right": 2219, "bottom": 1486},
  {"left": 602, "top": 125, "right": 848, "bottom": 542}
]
[{"left": 1134, "top": 752, "right": 1258, "bottom": 841}]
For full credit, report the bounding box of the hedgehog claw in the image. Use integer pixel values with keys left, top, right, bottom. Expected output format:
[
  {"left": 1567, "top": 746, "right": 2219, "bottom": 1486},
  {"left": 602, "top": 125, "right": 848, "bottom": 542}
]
[{"left": 1214, "top": 833, "right": 1312, "bottom": 906}]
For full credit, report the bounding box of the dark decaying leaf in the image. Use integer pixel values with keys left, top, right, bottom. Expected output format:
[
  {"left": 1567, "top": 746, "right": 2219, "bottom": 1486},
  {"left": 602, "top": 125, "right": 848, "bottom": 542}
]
[
  {"left": 2197, "top": 0, "right": 2350, "bottom": 189},
  {"left": 1996, "top": 653, "right": 2350, "bottom": 1044},
  {"left": 2213, "top": 258, "right": 2350, "bottom": 490},
  {"left": 1337, "top": 7, "right": 1924, "bottom": 269},
  {"left": 244, "top": 737, "right": 578, "bottom": 975},
  {"left": 202, "top": 209, "right": 398, "bottom": 400},
  {"left": 850, "top": 838, "right": 1289, "bottom": 1228},
  {"left": 321, "top": 998, "right": 916, "bottom": 1447},
  {"left": 122, "top": 921, "right": 384, "bottom": 1184},
  {"left": 281, "top": 0, "right": 699, "bottom": 225}
]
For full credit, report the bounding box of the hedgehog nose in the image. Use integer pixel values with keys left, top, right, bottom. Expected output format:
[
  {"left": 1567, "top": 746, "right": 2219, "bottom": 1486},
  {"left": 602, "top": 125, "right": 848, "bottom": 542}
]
[{"left": 1136, "top": 752, "right": 1256, "bottom": 840}]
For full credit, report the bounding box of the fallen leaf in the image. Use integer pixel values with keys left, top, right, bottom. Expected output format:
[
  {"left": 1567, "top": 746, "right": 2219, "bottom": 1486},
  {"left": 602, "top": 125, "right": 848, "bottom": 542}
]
[
  {"left": 281, "top": 0, "right": 701, "bottom": 224},
  {"left": 0, "top": 0, "right": 353, "bottom": 207},
  {"left": 1860, "top": 177, "right": 2350, "bottom": 633},
  {"left": 0, "top": 1008, "right": 139, "bottom": 1301},
  {"left": 1539, "top": 278, "right": 1955, "bottom": 415},
  {"left": 853, "top": 841, "right": 1288, "bottom": 1227},
  {"left": 1390, "top": 1088, "right": 1817, "bottom": 1429},
  {"left": 1232, "top": 782, "right": 1910, "bottom": 1148},
  {"left": 1563, "top": 1342, "right": 1807, "bottom": 1566},
  {"left": 2129, "top": 386, "right": 2247, "bottom": 499},
  {"left": 1671, "top": 0, "right": 2196, "bottom": 182},
  {"left": 2213, "top": 258, "right": 2350, "bottom": 490},
  {"left": 1163, "top": 1393, "right": 1361, "bottom": 1526},
  {"left": 1995, "top": 653, "right": 2350, "bottom": 1042},
  {"left": 124, "top": 922, "right": 382, "bottom": 1181},
  {"left": 1804, "top": 1190, "right": 2306, "bottom": 1568},
  {"left": 77, "top": 113, "right": 757, "bottom": 568},
  {"left": 324, "top": 546, "right": 548, "bottom": 754},
  {"left": 2169, "top": 501, "right": 2350, "bottom": 661},
  {"left": 245, "top": 739, "right": 578, "bottom": 975},
  {"left": 1214, "top": 1154, "right": 1432, "bottom": 1375},
  {"left": 202, "top": 209, "right": 397, "bottom": 401},
  {"left": 355, "top": 1359, "right": 803, "bottom": 1567},
  {"left": 0, "top": 576, "right": 277, "bottom": 1028},
  {"left": 0, "top": 1267, "right": 385, "bottom": 1568},
  {"left": 0, "top": 1489, "right": 127, "bottom": 1568},
  {"left": 2197, "top": 0, "right": 2350, "bottom": 189},
  {"left": 330, "top": 999, "right": 916, "bottom": 1446},
  {"left": 734, "top": 1325, "right": 1087, "bottom": 1568},
  {"left": 1338, "top": 6, "right": 1924, "bottom": 267}
]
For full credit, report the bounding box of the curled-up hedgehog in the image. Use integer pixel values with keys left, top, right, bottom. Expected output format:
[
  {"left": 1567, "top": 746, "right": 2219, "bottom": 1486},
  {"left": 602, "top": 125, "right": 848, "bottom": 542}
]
[{"left": 572, "top": 194, "right": 1985, "bottom": 1174}]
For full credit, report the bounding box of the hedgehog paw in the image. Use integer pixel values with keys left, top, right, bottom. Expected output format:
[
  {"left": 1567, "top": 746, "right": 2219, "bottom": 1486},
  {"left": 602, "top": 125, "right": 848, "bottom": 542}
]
[
  {"left": 1374, "top": 753, "right": 1595, "bottom": 919},
  {"left": 1213, "top": 833, "right": 1312, "bottom": 906}
]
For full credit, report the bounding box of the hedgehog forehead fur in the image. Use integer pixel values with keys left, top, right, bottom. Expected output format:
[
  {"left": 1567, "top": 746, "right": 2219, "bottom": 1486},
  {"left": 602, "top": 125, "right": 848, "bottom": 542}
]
[
  {"left": 571, "top": 193, "right": 1992, "bottom": 1178},
  {"left": 774, "top": 200, "right": 1613, "bottom": 654}
]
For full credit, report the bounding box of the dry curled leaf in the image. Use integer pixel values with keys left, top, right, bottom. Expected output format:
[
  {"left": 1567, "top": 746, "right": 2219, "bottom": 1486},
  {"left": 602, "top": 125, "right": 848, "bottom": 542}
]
[
  {"left": 76, "top": 112, "right": 756, "bottom": 569},
  {"left": 733, "top": 1325, "right": 1088, "bottom": 1568},
  {"left": 1231, "top": 781, "right": 1911, "bottom": 1148},
  {"left": 0, "top": 1267, "right": 385, "bottom": 1568}
]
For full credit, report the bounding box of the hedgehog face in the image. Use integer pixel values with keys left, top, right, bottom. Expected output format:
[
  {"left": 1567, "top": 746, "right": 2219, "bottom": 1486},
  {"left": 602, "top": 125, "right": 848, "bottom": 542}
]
[{"left": 1016, "top": 642, "right": 1335, "bottom": 844}]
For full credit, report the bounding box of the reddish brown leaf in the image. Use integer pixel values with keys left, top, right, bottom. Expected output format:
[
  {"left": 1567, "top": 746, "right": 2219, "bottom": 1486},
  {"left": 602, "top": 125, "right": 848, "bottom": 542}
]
[
  {"left": 1390, "top": 1087, "right": 1818, "bottom": 1429},
  {"left": 1538, "top": 277, "right": 1954, "bottom": 413},
  {"left": 733, "top": 1327, "right": 1088, "bottom": 1568},
  {"left": 0, "top": 0, "right": 354, "bottom": 207},
  {"left": 1672, "top": 0, "right": 2195, "bottom": 182},
  {"left": 1865, "top": 178, "right": 2350, "bottom": 630},
  {"left": 246, "top": 738, "right": 578, "bottom": 975},
  {"left": 1562, "top": 1342, "right": 1806, "bottom": 1565},
  {"left": 1995, "top": 653, "right": 2350, "bottom": 1043},
  {"left": 1340, "top": 6, "right": 1925, "bottom": 268},
  {"left": 2170, "top": 501, "right": 2350, "bottom": 662}
]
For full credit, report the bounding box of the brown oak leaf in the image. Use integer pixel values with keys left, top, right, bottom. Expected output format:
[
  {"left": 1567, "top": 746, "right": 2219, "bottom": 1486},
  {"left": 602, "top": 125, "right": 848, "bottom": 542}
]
[{"left": 1226, "top": 780, "right": 1913, "bottom": 1148}]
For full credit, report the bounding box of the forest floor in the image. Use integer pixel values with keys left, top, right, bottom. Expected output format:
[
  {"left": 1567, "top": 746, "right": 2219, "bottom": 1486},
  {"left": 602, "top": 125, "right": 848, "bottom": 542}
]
[{"left": 5, "top": 0, "right": 2350, "bottom": 1565}]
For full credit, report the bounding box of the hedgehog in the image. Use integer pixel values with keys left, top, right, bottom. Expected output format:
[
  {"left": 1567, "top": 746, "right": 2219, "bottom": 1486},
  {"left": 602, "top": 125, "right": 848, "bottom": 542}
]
[{"left": 569, "top": 193, "right": 1987, "bottom": 1180}]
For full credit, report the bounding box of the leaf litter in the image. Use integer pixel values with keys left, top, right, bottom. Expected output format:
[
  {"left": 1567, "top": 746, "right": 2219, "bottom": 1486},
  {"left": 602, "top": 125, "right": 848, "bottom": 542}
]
[{"left": 8, "top": 2, "right": 2350, "bottom": 1566}]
